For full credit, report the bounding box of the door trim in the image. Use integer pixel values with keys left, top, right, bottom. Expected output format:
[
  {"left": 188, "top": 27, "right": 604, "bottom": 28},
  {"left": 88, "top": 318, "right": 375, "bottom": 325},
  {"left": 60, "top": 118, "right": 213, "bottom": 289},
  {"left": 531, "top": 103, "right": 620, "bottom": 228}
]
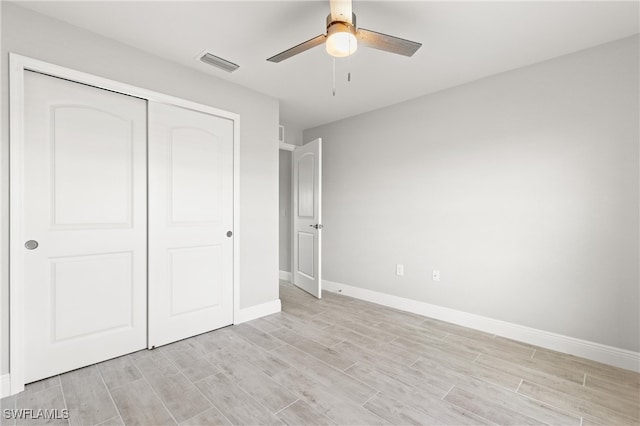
[
  {"left": 7, "top": 53, "right": 241, "bottom": 395},
  {"left": 279, "top": 142, "right": 297, "bottom": 151}
]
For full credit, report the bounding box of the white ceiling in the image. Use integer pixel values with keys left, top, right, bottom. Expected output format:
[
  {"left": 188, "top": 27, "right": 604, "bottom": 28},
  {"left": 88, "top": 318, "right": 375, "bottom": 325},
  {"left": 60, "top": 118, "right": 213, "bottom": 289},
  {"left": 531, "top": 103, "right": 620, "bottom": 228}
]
[{"left": 15, "top": 1, "right": 640, "bottom": 129}]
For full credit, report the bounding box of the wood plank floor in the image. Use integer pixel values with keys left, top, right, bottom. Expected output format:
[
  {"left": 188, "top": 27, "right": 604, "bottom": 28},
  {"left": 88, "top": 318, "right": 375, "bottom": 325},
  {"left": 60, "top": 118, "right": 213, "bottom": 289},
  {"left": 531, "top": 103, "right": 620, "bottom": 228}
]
[{"left": 2, "top": 280, "right": 638, "bottom": 425}]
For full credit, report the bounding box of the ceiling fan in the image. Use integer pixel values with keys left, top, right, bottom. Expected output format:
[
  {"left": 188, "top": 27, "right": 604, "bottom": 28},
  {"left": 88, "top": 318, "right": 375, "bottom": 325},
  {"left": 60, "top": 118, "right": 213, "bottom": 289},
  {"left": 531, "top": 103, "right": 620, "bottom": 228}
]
[{"left": 267, "top": 0, "right": 422, "bottom": 63}]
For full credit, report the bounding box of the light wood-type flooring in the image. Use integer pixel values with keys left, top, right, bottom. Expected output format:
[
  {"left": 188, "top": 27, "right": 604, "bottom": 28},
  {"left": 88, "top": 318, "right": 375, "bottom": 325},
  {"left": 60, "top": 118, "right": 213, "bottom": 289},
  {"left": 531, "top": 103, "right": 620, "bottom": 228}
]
[{"left": 2, "top": 280, "right": 639, "bottom": 425}]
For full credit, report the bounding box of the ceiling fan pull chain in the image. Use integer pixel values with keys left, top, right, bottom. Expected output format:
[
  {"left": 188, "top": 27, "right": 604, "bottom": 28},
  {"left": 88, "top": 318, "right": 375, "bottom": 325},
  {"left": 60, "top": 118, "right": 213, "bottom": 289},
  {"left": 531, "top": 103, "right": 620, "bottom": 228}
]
[
  {"left": 332, "top": 56, "right": 336, "bottom": 96},
  {"left": 348, "top": 37, "right": 352, "bottom": 82}
]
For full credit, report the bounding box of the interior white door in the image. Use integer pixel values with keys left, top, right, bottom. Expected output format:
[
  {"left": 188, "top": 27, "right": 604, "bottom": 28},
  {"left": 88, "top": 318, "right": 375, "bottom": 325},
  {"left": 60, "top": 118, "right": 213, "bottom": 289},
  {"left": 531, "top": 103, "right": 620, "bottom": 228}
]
[
  {"left": 23, "top": 71, "right": 148, "bottom": 383},
  {"left": 292, "top": 138, "right": 322, "bottom": 298},
  {"left": 148, "top": 102, "right": 234, "bottom": 348}
]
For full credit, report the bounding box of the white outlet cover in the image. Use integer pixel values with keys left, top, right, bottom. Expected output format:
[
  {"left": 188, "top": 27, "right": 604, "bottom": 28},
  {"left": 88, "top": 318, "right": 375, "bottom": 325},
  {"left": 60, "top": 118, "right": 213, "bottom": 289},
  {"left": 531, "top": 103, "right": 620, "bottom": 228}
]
[{"left": 433, "top": 270, "right": 441, "bottom": 281}]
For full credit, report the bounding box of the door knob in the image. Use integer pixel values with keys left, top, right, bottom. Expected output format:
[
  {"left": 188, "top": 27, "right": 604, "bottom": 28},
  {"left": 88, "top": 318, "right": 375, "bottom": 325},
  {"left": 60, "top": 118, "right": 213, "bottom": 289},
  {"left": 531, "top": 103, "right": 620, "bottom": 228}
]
[
  {"left": 25, "top": 240, "right": 39, "bottom": 250},
  {"left": 309, "top": 224, "right": 323, "bottom": 229},
  {"left": 226, "top": 231, "right": 233, "bottom": 237}
]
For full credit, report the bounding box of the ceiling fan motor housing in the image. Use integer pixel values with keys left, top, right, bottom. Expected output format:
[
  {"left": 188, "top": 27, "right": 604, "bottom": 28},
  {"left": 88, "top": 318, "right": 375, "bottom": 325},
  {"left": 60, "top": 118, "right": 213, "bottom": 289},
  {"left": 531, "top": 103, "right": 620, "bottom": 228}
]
[{"left": 326, "top": 12, "right": 356, "bottom": 28}]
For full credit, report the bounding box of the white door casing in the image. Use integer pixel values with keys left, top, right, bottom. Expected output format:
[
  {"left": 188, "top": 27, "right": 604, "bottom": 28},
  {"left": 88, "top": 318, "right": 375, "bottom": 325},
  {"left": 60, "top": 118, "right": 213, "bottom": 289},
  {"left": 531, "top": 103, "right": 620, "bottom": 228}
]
[
  {"left": 22, "top": 71, "right": 148, "bottom": 383},
  {"left": 292, "top": 138, "right": 322, "bottom": 298},
  {"left": 148, "top": 102, "right": 234, "bottom": 348}
]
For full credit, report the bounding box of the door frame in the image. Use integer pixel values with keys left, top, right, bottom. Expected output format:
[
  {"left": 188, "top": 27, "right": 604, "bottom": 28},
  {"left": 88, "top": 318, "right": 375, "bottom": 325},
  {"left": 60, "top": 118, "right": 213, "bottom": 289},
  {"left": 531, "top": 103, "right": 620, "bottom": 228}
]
[{"left": 7, "top": 53, "right": 241, "bottom": 395}]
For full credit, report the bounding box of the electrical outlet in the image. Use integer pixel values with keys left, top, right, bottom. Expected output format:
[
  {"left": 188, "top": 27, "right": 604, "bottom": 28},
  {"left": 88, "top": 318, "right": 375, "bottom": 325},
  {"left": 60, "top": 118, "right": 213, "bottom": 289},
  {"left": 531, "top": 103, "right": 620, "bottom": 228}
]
[
  {"left": 396, "top": 264, "right": 404, "bottom": 276},
  {"left": 432, "top": 270, "right": 441, "bottom": 282}
]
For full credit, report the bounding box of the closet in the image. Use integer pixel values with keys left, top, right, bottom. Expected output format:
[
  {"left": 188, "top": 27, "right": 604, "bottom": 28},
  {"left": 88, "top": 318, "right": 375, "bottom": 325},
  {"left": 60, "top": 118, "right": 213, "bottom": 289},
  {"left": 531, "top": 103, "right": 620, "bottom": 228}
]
[{"left": 18, "top": 69, "right": 235, "bottom": 383}]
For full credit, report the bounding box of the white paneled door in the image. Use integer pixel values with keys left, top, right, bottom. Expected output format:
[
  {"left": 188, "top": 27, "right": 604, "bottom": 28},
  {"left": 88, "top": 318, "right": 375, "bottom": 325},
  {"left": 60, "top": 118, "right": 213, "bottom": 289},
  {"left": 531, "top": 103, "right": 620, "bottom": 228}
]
[
  {"left": 148, "top": 102, "right": 234, "bottom": 348},
  {"left": 23, "top": 71, "right": 148, "bottom": 383},
  {"left": 292, "top": 138, "right": 322, "bottom": 298}
]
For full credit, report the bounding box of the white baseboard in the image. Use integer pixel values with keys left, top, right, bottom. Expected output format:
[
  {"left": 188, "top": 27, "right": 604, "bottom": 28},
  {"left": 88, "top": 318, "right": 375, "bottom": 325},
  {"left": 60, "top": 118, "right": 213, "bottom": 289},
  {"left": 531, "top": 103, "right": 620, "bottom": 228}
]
[
  {"left": 279, "top": 270, "right": 291, "bottom": 281},
  {"left": 1, "top": 374, "right": 10, "bottom": 398},
  {"left": 323, "top": 279, "right": 640, "bottom": 372},
  {"left": 235, "top": 299, "right": 281, "bottom": 324}
]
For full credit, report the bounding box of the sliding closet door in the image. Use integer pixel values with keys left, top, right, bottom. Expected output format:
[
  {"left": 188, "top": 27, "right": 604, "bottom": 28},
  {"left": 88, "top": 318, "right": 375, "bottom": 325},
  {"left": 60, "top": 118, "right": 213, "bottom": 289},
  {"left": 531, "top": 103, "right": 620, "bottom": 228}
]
[
  {"left": 148, "top": 102, "right": 234, "bottom": 348},
  {"left": 23, "top": 71, "right": 148, "bottom": 383}
]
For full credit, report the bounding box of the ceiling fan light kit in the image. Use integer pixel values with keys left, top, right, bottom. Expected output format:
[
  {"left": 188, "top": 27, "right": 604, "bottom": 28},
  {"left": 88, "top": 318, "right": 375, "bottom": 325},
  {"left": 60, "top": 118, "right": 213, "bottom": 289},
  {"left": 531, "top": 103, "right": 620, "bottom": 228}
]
[{"left": 325, "top": 19, "right": 358, "bottom": 58}]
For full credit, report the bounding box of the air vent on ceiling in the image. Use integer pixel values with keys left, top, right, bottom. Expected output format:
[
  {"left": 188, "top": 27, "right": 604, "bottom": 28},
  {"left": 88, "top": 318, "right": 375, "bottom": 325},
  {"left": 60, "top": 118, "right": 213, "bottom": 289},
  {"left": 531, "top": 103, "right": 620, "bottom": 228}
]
[{"left": 197, "top": 51, "right": 239, "bottom": 73}]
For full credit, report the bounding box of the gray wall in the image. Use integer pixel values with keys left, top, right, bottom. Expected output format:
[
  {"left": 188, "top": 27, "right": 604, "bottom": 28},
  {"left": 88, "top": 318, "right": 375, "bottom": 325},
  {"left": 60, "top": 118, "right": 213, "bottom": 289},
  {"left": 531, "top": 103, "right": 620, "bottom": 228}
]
[
  {"left": 305, "top": 36, "right": 639, "bottom": 352},
  {"left": 1, "top": 3, "right": 280, "bottom": 374},
  {"left": 281, "top": 121, "right": 304, "bottom": 146},
  {"left": 279, "top": 150, "right": 292, "bottom": 272}
]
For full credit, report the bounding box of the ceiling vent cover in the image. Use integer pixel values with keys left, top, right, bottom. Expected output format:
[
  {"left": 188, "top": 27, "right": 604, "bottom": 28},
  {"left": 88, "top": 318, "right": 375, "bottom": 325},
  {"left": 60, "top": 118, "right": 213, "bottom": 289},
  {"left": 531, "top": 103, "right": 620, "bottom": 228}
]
[{"left": 197, "top": 51, "right": 239, "bottom": 73}]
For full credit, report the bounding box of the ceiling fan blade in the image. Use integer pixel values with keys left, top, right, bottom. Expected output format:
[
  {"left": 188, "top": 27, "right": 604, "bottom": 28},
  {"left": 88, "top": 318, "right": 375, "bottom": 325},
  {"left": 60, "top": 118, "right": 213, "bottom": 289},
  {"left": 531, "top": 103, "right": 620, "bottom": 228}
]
[
  {"left": 267, "top": 34, "right": 327, "bottom": 63},
  {"left": 330, "top": 0, "right": 353, "bottom": 24},
  {"left": 356, "top": 28, "right": 422, "bottom": 57}
]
